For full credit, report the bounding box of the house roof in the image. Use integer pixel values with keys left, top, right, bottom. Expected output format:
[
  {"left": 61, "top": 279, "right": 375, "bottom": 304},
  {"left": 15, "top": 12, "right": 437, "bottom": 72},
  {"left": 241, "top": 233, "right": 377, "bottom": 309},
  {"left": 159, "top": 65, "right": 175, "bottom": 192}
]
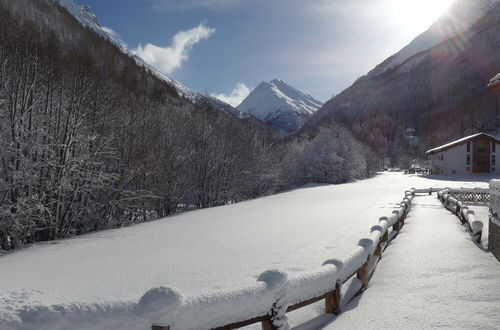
[
  {"left": 425, "top": 132, "right": 500, "bottom": 155},
  {"left": 488, "top": 73, "right": 500, "bottom": 88}
]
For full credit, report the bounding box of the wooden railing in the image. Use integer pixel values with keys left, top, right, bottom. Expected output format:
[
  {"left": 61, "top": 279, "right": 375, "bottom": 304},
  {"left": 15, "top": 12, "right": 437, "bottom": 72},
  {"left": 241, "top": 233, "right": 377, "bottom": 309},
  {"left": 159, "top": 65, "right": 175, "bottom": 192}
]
[
  {"left": 150, "top": 190, "right": 416, "bottom": 330},
  {"left": 447, "top": 189, "right": 490, "bottom": 204},
  {"left": 437, "top": 189, "right": 487, "bottom": 244},
  {"left": 489, "top": 180, "right": 500, "bottom": 261},
  {"left": 491, "top": 180, "right": 500, "bottom": 217}
]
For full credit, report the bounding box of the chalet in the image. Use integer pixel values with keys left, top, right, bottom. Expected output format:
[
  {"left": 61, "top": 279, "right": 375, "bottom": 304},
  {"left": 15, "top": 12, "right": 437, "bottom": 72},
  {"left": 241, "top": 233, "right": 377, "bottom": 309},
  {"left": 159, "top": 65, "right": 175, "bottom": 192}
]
[{"left": 426, "top": 133, "right": 500, "bottom": 174}]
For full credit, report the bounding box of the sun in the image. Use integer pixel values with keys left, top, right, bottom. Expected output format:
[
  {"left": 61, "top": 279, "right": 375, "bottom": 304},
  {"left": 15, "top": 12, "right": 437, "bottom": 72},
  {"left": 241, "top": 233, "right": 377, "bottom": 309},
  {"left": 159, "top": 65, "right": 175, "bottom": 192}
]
[{"left": 391, "top": 0, "right": 455, "bottom": 34}]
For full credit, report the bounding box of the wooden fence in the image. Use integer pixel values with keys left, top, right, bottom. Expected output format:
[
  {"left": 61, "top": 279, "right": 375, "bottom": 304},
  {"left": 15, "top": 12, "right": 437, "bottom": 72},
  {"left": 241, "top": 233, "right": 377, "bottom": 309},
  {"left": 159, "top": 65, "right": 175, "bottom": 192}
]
[
  {"left": 437, "top": 189, "right": 486, "bottom": 244},
  {"left": 489, "top": 180, "right": 500, "bottom": 261},
  {"left": 447, "top": 189, "right": 490, "bottom": 204},
  {"left": 150, "top": 190, "right": 416, "bottom": 330}
]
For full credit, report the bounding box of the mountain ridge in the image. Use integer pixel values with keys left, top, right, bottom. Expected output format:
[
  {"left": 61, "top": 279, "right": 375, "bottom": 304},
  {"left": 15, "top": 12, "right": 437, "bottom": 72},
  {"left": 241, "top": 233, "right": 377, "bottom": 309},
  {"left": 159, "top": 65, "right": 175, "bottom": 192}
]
[
  {"left": 54, "top": 0, "right": 247, "bottom": 119},
  {"left": 302, "top": 0, "right": 500, "bottom": 165},
  {"left": 369, "top": 0, "right": 500, "bottom": 77}
]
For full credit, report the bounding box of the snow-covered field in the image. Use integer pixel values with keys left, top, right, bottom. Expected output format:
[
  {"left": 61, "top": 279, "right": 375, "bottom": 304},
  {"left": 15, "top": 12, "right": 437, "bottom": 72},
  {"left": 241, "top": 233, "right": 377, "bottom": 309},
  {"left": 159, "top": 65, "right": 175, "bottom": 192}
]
[{"left": 0, "top": 172, "right": 497, "bottom": 329}]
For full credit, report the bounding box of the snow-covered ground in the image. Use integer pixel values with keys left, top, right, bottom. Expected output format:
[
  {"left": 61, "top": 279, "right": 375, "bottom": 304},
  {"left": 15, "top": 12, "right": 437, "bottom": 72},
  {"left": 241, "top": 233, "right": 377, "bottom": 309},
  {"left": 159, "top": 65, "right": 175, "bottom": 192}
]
[
  {"left": 0, "top": 172, "right": 496, "bottom": 329},
  {"left": 313, "top": 195, "right": 500, "bottom": 330}
]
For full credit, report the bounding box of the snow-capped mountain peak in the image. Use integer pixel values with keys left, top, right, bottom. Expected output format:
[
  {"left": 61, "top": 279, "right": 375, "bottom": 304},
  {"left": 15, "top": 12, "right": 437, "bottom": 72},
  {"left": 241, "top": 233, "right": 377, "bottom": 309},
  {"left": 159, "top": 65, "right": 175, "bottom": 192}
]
[
  {"left": 55, "top": 0, "right": 126, "bottom": 49},
  {"left": 237, "top": 79, "right": 322, "bottom": 134}
]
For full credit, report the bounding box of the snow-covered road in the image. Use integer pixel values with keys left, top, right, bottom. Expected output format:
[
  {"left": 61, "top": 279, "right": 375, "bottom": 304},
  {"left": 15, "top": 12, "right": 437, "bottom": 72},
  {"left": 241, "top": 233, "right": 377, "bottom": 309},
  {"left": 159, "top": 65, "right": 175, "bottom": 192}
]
[{"left": 0, "top": 172, "right": 495, "bottom": 327}]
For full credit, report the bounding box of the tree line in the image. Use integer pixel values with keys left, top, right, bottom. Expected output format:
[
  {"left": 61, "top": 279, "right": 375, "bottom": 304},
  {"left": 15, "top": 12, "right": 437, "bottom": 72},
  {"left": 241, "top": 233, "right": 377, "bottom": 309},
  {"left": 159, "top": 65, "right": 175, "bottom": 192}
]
[{"left": 0, "top": 0, "right": 376, "bottom": 250}]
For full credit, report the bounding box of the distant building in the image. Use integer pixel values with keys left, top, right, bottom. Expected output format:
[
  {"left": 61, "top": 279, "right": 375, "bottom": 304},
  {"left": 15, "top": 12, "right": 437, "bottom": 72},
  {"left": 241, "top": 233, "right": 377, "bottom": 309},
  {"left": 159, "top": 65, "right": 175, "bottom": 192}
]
[{"left": 426, "top": 133, "right": 500, "bottom": 174}]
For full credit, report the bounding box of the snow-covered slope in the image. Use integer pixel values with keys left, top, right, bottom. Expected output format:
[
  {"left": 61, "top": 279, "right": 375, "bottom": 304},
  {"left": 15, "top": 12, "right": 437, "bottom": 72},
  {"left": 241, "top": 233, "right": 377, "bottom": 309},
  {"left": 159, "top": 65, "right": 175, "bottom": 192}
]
[
  {"left": 54, "top": 0, "right": 246, "bottom": 118},
  {"left": 369, "top": 0, "right": 500, "bottom": 76},
  {"left": 55, "top": 0, "right": 126, "bottom": 49},
  {"left": 237, "top": 79, "right": 322, "bottom": 134}
]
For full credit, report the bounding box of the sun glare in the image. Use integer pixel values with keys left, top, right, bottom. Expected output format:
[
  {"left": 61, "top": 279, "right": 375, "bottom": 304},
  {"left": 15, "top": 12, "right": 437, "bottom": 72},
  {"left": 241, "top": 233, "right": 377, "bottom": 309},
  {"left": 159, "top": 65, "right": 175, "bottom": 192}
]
[{"left": 391, "top": 0, "right": 454, "bottom": 34}]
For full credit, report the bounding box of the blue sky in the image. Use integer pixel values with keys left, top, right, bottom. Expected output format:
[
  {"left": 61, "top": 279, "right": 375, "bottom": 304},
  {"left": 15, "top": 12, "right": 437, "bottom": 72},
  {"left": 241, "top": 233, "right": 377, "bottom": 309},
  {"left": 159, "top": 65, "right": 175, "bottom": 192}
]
[{"left": 82, "top": 0, "right": 454, "bottom": 104}]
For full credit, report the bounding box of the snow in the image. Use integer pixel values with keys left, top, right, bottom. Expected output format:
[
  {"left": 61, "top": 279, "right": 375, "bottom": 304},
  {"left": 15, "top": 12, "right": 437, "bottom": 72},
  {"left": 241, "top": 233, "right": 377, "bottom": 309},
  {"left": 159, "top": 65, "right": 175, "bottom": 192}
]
[
  {"left": 0, "top": 172, "right": 495, "bottom": 329},
  {"left": 317, "top": 195, "right": 500, "bottom": 330},
  {"left": 490, "top": 179, "right": 500, "bottom": 216},
  {"left": 172, "top": 270, "right": 286, "bottom": 329},
  {"left": 488, "top": 73, "right": 500, "bottom": 88},
  {"left": 55, "top": 0, "right": 126, "bottom": 50},
  {"left": 236, "top": 79, "right": 322, "bottom": 132},
  {"left": 370, "top": 0, "right": 500, "bottom": 76},
  {"left": 287, "top": 265, "right": 339, "bottom": 306}
]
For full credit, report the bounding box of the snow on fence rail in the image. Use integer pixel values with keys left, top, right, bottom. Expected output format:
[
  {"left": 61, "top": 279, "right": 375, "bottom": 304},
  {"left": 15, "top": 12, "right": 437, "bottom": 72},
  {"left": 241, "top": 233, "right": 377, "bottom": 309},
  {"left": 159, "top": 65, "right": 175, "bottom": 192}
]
[
  {"left": 1, "top": 191, "right": 417, "bottom": 330},
  {"left": 437, "top": 189, "right": 487, "bottom": 244}
]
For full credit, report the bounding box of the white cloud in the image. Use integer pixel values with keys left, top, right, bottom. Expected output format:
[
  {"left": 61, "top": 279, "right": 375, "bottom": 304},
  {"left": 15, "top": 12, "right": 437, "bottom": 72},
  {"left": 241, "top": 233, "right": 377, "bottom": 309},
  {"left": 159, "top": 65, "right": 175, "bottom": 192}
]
[
  {"left": 132, "top": 24, "right": 215, "bottom": 74},
  {"left": 211, "top": 83, "right": 251, "bottom": 107}
]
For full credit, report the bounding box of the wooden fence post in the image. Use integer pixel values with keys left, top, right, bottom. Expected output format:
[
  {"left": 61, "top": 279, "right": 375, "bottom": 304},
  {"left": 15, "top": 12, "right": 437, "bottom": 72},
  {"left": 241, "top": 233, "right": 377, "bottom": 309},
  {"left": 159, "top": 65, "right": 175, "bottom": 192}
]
[
  {"left": 262, "top": 318, "right": 278, "bottom": 330},
  {"left": 357, "top": 259, "right": 370, "bottom": 291},
  {"left": 374, "top": 241, "right": 382, "bottom": 259},
  {"left": 325, "top": 280, "right": 342, "bottom": 315},
  {"left": 381, "top": 230, "right": 388, "bottom": 243},
  {"left": 461, "top": 206, "right": 469, "bottom": 224}
]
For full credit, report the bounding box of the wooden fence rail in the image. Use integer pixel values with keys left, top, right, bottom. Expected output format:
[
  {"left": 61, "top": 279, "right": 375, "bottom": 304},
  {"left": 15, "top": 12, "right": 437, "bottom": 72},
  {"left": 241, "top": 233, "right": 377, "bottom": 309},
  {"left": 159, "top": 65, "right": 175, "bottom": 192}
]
[
  {"left": 150, "top": 190, "right": 417, "bottom": 330},
  {"left": 437, "top": 189, "right": 487, "bottom": 244}
]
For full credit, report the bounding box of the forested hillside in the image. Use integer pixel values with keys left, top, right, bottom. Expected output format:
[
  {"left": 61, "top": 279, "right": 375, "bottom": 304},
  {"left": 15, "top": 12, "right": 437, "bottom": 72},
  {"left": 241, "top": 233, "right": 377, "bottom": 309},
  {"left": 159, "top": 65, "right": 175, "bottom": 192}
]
[
  {"left": 0, "top": 0, "right": 375, "bottom": 250},
  {"left": 303, "top": 2, "right": 500, "bottom": 167}
]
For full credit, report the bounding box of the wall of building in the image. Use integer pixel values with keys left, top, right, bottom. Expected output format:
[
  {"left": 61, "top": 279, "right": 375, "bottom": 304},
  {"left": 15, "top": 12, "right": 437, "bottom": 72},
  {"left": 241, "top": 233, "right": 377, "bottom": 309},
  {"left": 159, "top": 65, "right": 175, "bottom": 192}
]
[
  {"left": 431, "top": 143, "right": 468, "bottom": 174},
  {"left": 430, "top": 141, "right": 500, "bottom": 174}
]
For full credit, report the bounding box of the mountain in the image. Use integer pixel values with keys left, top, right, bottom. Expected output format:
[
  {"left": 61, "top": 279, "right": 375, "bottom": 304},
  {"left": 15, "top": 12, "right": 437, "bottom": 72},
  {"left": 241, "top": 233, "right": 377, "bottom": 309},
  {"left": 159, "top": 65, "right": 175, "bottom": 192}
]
[
  {"left": 55, "top": 0, "right": 246, "bottom": 119},
  {"left": 237, "top": 79, "right": 323, "bottom": 134},
  {"left": 369, "top": 0, "right": 500, "bottom": 77},
  {"left": 0, "top": 0, "right": 288, "bottom": 252},
  {"left": 304, "top": 0, "right": 500, "bottom": 165}
]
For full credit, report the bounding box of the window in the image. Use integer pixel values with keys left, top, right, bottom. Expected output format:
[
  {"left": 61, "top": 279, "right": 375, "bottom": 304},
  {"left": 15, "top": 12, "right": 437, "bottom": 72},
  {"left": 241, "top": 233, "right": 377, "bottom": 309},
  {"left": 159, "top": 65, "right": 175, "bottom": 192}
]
[
  {"left": 467, "top": 167, "right": 470, "bottom": 172},
  {"left": 493, "top": 155, "right": 496, "bottom": 165},
  {"left": 493, "top": 143, "right": 496, "bottom": 153},
  {"left": 493, "top": 168, "right": 496, "bottom": 172},
  {"left": 467, "top": 142, "right": 471, "bottom": 152},
  {"left": 478, "top": 147, "right": 487, "bottom": 153},
  {"left": 466, "top": 155, "right": 470, "bottom": 165}
]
